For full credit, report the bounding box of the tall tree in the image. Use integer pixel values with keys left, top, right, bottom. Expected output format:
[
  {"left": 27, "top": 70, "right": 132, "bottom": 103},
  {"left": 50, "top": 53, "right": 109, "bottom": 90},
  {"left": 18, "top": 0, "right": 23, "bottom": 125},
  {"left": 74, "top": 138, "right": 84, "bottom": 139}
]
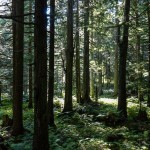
[
  {"left": 82, "top": 0, "right": 90, "bottom": 103},
  {"left": 118, "top": 0, "right": 130, "bottom": 118},
  {"left": 90, "top": 5, "right": 95, "bottom": 99},
  {"left": 63, "top": 0, "right": 74, "bottom": 112},
  {"left": 75, "top": 0, "right": 81, "bottom": 103},
  {"left": 48, "top": 0, "right": 55, "bottom": 126},
  {"left": 147, "top": 1, "right": 150, "bottom": 107},
  {"left": 28, "top": 0, "right": 33, "bottom": 109},
  {"left": 33, "top": 0, "right": 49, "bottom": 149},
  {"left": 98, "top": 52, "right": 103, "bottom": 96},
  {"left": 90, "top": 69, "right": 95, "bottom": 98},
  {"left": 113, "top": 1, "right": 120, "bottom": 96},
  {"left": 12, "top": 0, "right": 24, "bottom": 136},
  {"left": 134, "top": 0, "right": 143, "bottom": 104}
]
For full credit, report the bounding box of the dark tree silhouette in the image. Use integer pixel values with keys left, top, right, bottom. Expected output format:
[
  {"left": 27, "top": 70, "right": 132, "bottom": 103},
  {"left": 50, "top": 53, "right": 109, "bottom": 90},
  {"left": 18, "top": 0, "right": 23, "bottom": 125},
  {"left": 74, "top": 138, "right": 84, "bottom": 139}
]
[
  {"left": 82, "top": 0, "right": 90, "bottom": 103},
  {"left": 28, "top": 0, "right": 33, "bottom": 109},
  {"left": 118, "top": 0, "right": 130, "bottom": 118},
  {"left": 33, "top": 0, "right": 49, "bottom": 149},
  {"left": 48, "top": 0, "right": 55, "bottom": 126},
  {"left": 12, "top": 0, "right": 24, "bottom": 136},
  {"left": 63, "top": 0, "right": 74, "bottom": 112},
  {"left": 75, "top": 0, "right": 81, "bottom": 103}
]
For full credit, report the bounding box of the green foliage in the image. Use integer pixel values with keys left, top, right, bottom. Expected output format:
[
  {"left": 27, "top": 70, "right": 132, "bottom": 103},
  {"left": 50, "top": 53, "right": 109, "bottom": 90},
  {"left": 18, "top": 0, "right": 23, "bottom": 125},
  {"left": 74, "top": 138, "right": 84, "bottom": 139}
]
[
  {"left": 9, "top": 133, "right": 32, "bottom": 150},
  {"left": 54, "top": 99, "right": 62, "bottom": 109},
  {"left": 1, "top": 95, "right": 150, "bottom": 149}
]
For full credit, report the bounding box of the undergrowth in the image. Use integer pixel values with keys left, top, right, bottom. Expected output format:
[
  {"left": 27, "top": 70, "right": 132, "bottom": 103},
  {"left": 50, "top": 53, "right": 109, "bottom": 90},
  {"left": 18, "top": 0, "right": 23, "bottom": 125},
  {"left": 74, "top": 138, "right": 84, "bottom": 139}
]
[{"left": 0, "top": 94, "right": 150, "bottom": 150}]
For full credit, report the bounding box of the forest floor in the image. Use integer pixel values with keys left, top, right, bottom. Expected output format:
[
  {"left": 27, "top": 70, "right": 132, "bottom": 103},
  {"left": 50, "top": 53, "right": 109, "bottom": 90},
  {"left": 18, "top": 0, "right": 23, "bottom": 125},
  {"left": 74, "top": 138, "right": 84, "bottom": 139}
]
[{"left": 0, "top": 93, "right": 150, "bottom": 150}]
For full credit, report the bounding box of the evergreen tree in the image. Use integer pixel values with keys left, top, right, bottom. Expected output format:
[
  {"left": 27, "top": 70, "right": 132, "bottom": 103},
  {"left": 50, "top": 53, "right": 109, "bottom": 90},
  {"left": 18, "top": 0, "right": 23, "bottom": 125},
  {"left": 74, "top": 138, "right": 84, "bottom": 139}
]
[
  {"left": 118, "top": 0, "right": 131, "bottom": 118},
  {"left": 82, "top": 0, "right": 90, "bottom": 103},
  {"left": 33, "top": 0, "right": 49, "bottom": 149},
  {"left": 48, "top": 0, "right": 55, "bottom": 126},
  {"left": 63, "top": 0, "right": 74, "bottom": 112},
  {"left": 12, "top": 0, "right": 24, "bottom": 136},
  {"left": 75, "top": 0, "right": 81, "bottom": 103},
  {"left": 28, "top": 0, "right": 33, "bottom": 109}
]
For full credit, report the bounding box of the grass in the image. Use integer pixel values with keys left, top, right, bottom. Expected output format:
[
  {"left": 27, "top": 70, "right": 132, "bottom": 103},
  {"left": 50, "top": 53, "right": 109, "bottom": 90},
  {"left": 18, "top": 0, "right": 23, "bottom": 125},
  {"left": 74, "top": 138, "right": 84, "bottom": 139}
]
[{"left": 0, "top": 94, "right": 150, "bottom": 150}]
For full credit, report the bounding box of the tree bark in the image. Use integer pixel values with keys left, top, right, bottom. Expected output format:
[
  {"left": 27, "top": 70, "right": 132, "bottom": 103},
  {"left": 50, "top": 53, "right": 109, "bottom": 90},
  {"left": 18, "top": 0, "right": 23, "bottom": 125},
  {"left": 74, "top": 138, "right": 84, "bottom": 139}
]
[
  {"left": 75, "top": 0, "right": 81, "bottom": 103},
  {"left": 83, "top": 0, "right": 90, "bottom": 103},
  {"left": 114, "top": 19, "right": 120, "bottom": 96},
  {"left": 98, "top": 69, "right": 103, "bottom": 96},
  {"left": 106, "top": 52, "right": 111, "bottom": 88},
  {"left": 12, "top": 0, "right": 24, "bottom": 136},
  {"left": 97, "top": 35, "right": 103, "bottom": 96},
  {"left": 132, "top": 0, "right": 143, "bottom": 105},
  {"left": 90, "top": 69, "right": 95, "bottom": 98},
  {"left": 63, "top": 0, "right": 74, "bottom": 112},
  {"left": 28, "top": 0, "right": 33, "bottom": 109},
  {"left": 48, "top": 0, "right": 55, "bottom": 126},
  {"left": 33, "top": 0, "right": 49, "bottom": 149},
  {"left": 118, "top": 0, "right": 130, "bottom": 118},
  {"left": 90, "top": 6, "right": 95, "bottom": 99}
]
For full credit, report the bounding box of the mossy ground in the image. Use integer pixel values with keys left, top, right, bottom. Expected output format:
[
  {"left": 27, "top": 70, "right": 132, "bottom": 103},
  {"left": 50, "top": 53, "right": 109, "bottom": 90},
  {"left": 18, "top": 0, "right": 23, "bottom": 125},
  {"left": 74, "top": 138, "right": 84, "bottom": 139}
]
[{"left": 0, "top": 94, "right": 150, "bottom": 150}]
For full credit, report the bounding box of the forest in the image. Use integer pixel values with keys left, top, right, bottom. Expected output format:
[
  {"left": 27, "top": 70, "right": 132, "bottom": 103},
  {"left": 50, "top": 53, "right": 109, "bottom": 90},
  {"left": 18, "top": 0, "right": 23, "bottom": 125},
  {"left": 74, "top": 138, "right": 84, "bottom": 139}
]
[{"left": 0, "top": 0, "right": 150, "bottom": 149}]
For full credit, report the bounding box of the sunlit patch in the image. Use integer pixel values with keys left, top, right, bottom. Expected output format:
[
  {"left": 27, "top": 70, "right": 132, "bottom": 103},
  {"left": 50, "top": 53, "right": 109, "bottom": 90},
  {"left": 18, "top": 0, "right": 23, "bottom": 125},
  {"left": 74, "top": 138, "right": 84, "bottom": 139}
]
[{"left": 100, "top": 98, "right": 117, "bottom": 105}]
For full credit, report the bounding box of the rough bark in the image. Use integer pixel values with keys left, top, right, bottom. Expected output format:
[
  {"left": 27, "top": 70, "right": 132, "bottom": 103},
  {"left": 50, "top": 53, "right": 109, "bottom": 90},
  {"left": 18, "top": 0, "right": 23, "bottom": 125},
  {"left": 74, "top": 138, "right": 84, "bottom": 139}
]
[
  {"left": 106, "top": 53, "right": 111, "bottom": 88},
  {"left": 97, "top": 35, "right": 103, "bottom": 96},
  {"left": 114, "top": 19, "right": 120, "bottom": 96},
  {"left": 28, "top": 0, "right": 33, "bottom": 109},
  {"left": 75, "top": 0, "right": 81, "bottom": 103},
  {"left": 82, "top": 0, "right": 90, "bottom": 103},
  {"left": 118, "top": 0, "right": 130, "bottom": 118},
  {"left": 12, "top": 0, "right": 24, "bottom": 136},
  {"left": 98, "top": 69, "right": 103, "bottom": 96},
  {"left": 63, "top": 0, "right": 74, "bottom": 112},
  {"left": 133, "top": 0, "right": 143, "bottom": 106},
  {"left": 33, "top": 0, "right": 49, "bottom": 149},
  {"left": 90, "top": 6, "right": 94, "bottom": 99},
  {"left": 48, "top": 0, "right": 55, "bottom": 126},
  {"left": 90, "top": 69, "right": 95, "bottom": 98}
]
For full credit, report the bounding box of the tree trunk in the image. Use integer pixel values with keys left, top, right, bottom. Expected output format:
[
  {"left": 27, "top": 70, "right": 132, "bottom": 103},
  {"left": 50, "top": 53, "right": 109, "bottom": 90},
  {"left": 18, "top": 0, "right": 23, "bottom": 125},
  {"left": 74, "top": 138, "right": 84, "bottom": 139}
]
[
  {"left": 106, "top": 53, "right": 111, "bottom": 88},
  {"left": 147, "top": 1, "right": 150, "bottom": 107},
  {"left": 97, "top": 36, "right": 103, "bottom": 96},
  {"left": 63, "top": 0, "right": 74, "bottom": 112},
  {"left": 98, "top": 69, "right": 103, "bottom": 96},
  {"left": 114, "top": 19, "right": 120, "bottom": 96},
  {"left": 48, "top": 0, "right": 55, "bottom": 126},
  {"left": 28, "top": 0, "right": 33, "bottom": 109},
  {"left": 28, "top": 64, "right": 33, "bottom": 108},
  {"left": 75, "top": 0, "right": 81, "bottom": 103},
  {"left": 118, "top": 0, "right": 130, "bottom": 118},
  {"left": 33, "top": 0, "right": 49, "bottom": 149},
  {"left": 12, "top": 0, "right": 24, "bottom": 136},
  {"left": 90, "top": 6, "right": 94, "bottom": 99},
  {"left": 82, "top": 0, "right": 90, "bottom": 103},
  {"left": 133, "top": 0, "right": 143, "bottom": 106},
  {"left": 90, "top": 69, "right": 95, "bottom": 98}
]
